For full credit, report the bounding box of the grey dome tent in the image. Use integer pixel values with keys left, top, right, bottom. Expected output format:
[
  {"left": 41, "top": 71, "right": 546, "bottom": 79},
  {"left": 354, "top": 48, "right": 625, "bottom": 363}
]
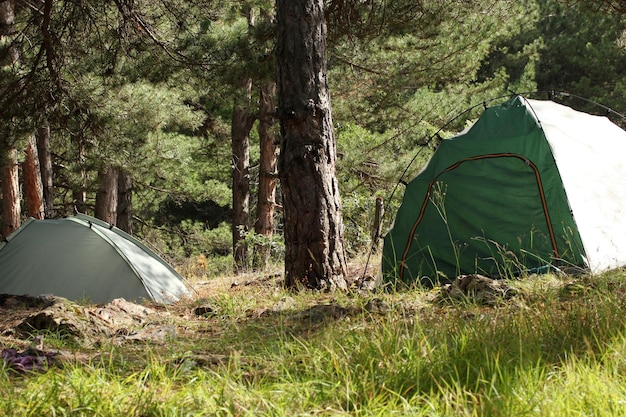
[
  {"left": 0, "top": 214, "right": 191, "bottom": 304},
  {"left": 382, "top": 95, "right": 626, "bottom": 287}
]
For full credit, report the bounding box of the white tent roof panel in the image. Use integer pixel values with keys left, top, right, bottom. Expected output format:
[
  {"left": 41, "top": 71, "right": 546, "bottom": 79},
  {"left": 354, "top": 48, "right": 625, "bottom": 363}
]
[{"left": 528, "top": 98, "right": 626, "bottom": 272}]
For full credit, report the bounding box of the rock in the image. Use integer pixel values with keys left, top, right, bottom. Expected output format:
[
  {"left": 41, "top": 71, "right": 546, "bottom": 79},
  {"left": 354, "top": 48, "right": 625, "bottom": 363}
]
[
  {"left": 92, "top": 298, "right": 158, "bottom": 326},
  {"left": 271, "top": 296, "right": 296, "bottom": 312},
  {"left": 290, "top": 304, "right": 351, "bottom": 323},
  {"left": 353, "top": 274, "right": 381, "bottom": 292},
  {"left": 364, "top": 298, "right": 390, "bottom": 314},
  {"left": 193, "top": 306, "right": 216, "bottom": 317},
  {"left": 16, "top": 297, "right": 96, "bottom": 341},
  {"left": 441, "top": 274, "right": 517, "bottom": 305},
  {"left": 0, "top": 294, "right": 56, "bottom": 309},
  {"left": 118, "top": 324, "right": 177, "bottom": 343},
  {"left": 14, "top": 297, "right": 174, "bottom": 347}
]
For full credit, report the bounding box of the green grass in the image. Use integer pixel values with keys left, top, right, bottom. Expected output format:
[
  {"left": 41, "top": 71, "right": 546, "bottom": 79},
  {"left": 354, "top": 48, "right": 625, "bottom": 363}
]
[{"left": 3, "top": 270, "right": 626, "bottom": 416}]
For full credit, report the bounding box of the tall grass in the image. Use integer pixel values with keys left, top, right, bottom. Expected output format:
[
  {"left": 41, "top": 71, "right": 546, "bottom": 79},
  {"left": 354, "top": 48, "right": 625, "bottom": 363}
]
[{"left": 3, "top": 272, "right": 626, "bottom": 415}]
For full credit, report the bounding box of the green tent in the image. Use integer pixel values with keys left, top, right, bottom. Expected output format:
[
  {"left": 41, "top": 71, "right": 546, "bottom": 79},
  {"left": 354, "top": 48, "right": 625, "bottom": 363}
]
[
  {"left": 383, "top": 96, "right": 626, "bottom": 287},
  {"left": 0, "top": 214, "right": 191, "bottom": 303}
]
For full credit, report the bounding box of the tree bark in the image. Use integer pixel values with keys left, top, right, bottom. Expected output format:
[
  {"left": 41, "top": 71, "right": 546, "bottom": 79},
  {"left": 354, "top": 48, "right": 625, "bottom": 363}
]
[
  {"left": 72, "top": 138, "right": 87, "bottom": 214},
  {"left": 36, "top": 123, "right": 54, "bottom": 218},
  {"left": 22, "top": 134, "right": 44, "bottom": 219},
  {"left": 0, "top": 1, "right": 18, "bottom": 56},
  {"left": 1, "top": 0, "right": 21, "bottom": 235},
  {"left": 231, "top": 78, "right": 256, "bottom": 273},
  {"left": 276, "top": 0, "right": 349, "bottom": 290},
  {"left": 254, "top": 82, "right": 278, "bottom": 270},
  {"left": 371, "top": 195, "right": 384, "bottom": 253},
  {"left": 2, "top": 149, "right": 20, "bottom": 236},
  {"left": 95, "top": 165, "right": 119, "bottom": 225},
  {"left": 116, "top": 169, "right": 133, "bottom": 234}
]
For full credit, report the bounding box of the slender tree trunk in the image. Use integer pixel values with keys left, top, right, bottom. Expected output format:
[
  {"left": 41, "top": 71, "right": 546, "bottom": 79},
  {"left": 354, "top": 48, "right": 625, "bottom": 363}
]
[
  {"left": 1, "top": 0, "right": 21, "bottom": 235},
  {"left": 2, "top": 149, "right": 20, "bottom": 236},
  {"left": 276, "top": 0, "right": 349, "bottom": 290},
  {"left": 0, "top": 1, "right": 18, "bottom": 56},
  {"left": 95, "top": 165, "right": 119, "bottom": 225},
  {"left": 22, "top": 134, "right": 44, "bottom": 219},
  {"left": 116, "top": 169, "right": 133, "bottom": 234},
  {"left": 371, "top": 195, "right": 384, "bottom": 253},
  {"left": 254, "top": 82, "right": 278, "bottom": 270},
  {"left": 231, "top": 78, "right": 256, "bottom": 273},
  {"left": 73, "top": 188, "right": 86, "bottom": 213},
  {"left": 72, "top": 139, "right": 87, "bottom": 214},
  {"left": 36, "top": 123, "right": 54, "bottom": 218}
]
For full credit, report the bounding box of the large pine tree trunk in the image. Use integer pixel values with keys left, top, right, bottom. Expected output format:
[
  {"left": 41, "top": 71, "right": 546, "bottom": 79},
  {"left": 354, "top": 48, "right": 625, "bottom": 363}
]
[
  {"left": 276, "top": 0, "right": 349, "bottom": 290},
  {"left": 36, "top": 124, "right": 54, "bottom": 218},
  {"left": 2, "top": 149, "right": 20, "bottom": 236},
  {"left": 22, "top": 134, "right": 44, "bottom": 219},
  {"left": 254, "top": 82, "right": 278, "bottom": 270},
  {"left": 116, "top": 169, "right": 133, "bottom": 234},
  {"left": 231, "top": 78, "right": 256, "bottom": 273},
  {"left": 95, "top": 165, "right": 119, "bottom": 225}
]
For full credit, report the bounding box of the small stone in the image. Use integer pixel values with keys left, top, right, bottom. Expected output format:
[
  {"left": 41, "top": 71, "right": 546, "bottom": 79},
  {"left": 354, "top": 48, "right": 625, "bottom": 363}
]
[{"left": 193, "top": 306, "right": 216, "bottom": 317}]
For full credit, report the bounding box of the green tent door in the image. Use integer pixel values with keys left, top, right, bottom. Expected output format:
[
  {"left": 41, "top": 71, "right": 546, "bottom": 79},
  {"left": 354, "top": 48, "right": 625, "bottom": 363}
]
[
  {"left": 383, "top": 96, "right": 587, "bottom": 287},
  {"left": 401, "top": 154, "right": 565, "bottom": 284}
]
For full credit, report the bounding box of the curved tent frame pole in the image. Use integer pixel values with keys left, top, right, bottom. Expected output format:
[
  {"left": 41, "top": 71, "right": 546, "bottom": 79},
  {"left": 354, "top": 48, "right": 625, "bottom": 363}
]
[{"left": 549, "top": 91, "right": 626, "bottom": 120}]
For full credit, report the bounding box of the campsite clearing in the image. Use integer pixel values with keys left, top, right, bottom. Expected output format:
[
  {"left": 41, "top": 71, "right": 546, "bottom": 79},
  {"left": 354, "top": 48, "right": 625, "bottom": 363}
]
[{"left": 3, "top": 266, "right": 626, "bottom": 415}]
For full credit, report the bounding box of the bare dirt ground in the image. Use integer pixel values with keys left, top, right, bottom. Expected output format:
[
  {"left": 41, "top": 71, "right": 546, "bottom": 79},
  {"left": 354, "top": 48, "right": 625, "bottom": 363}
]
[
  {"left": 0, "top": 259, "right": 540, "bottom": 376},
  {"left": 0, "top": 260, "right": 532, "bottom": 375},
  {"left": 0, "top": 260, "right": 382, "bottom": 368},
  {"left": 0, "top": 258, "right": 523, "bottom": 349}
]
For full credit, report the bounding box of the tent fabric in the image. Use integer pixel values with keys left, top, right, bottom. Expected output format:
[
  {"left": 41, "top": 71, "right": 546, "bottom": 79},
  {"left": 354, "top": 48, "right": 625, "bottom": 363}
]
[
  {"left": 0, "top": 214, "right": 191, "bottom": 304},
  {"left": 382, "top": 96, "right": 626, "bottom": 287},
  {"left": 528, "top": 100, "right": 626, "bottom": 273}
]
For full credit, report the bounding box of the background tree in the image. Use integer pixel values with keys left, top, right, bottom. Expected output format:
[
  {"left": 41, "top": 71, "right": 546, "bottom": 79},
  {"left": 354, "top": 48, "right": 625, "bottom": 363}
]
[
  {"left": 254, "top": 81, "right": 279, "bottom": 270},
  {"left": 571, "top": 0, "right": 626, "bottom": 14},
  {"left": 231, "top": 76, "right": 255, "bottom": 273},
  {"left": 535, "top": 0, "right": 626, "bottom": 112},
  {"left": 0, "top": 0, "right": 209, "bottom": 232},
  {"left": 326, "top": 0, "right": 538, "bottom": 254},
  {"left": 1, "top": 0, "right": 22, "bottom": 235},
  {"left": 37, "top": 124, "right": 54, "bottom": 218},
  {"left": 21, "top": 135, "right": 44, "bottom": 219}
]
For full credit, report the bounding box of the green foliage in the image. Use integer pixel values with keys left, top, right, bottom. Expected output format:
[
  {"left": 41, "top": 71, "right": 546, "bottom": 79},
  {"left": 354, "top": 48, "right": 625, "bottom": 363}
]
[
  {"left": 534, "top": 0, "right": 626, "bottom": 112},
  {"left": 330, "top": 0, "right": 532, "bottom": 133},
  {"left": 236, "top": 226, "right": 285, "bottom": 267},
  {"left": 335, "top": 123, "right": 412, "bottom": 253},
  {"left": 141, "top": 219, "right": 232, "bottom": 261},
  {"left": 477, "top": 0, "right": 626, "bottom": 114}
]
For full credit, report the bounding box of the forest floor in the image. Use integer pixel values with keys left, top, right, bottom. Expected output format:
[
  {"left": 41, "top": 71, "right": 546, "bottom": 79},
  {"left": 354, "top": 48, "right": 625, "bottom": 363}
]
[
  {"left": 0, "top": 257, "right": 593, "bottom": 378},
  {"left": 3, "top": 261, "right": 625, "bottom": 415},
  {"left": 0, "top": 259, "right": 388, "bottom": 368}
]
